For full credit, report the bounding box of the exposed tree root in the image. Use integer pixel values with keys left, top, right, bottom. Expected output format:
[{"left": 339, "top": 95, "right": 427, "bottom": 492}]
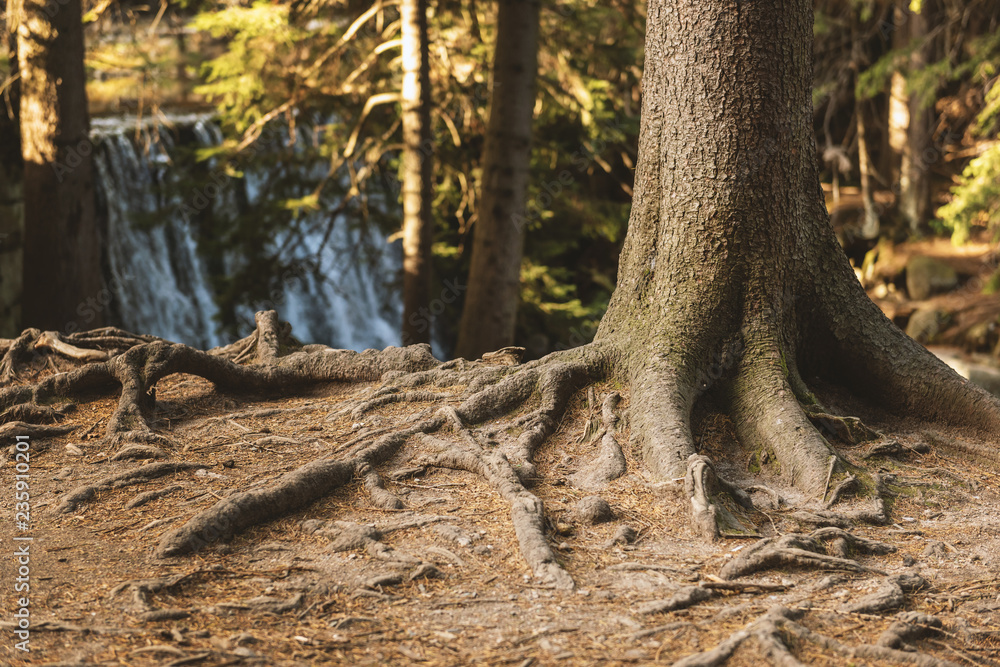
[
  {"left": 0, "top": 421, "right": 75, "bottom": 441},
  {"left": 720, "top": 528, "right": 894, "bottom": 580},
  {"left": 416, "top": 407, "right": 575, "bottom": 589},
  {"left": 638, "top": 581, "right": 788, "bottom": 615},
  {"left": 842, "top": 573, "right": 927, "bottom": 614},
  {"left": 674, "top": 605, "right": 961, "bottom": 667},
  {"left": 878, "top": 612, "right": 945, "bottom": 650},
  {"left": 0, "top": 328, "right": 42, "bottom": 383},
  {"left": 803, "top": 405, "right": 882, "bottom": 446},
  {"left": 58, "top": 462, "right": 202, "bottom": 514},
  {"left": 0, "top": 318, "right": 578, "bottom": 590},
  {"left": 156, "top": 419, "right": 441, "bottom": 557},
  {"left": 4, "top": 304, "right": 999, "bottom": 649},
  {"left": 110, "top": 569, "right": 305, "bottom": 617},
  {"left": 685, "top": 454, "right": 756, "bottom": 540},
  {"left": 125, "top": 484, "right": 184, "bottom": 510},
  {"left": 1, "top": 327, "right": 161, "bottom": 383},
  {"left": 569, "top": 391, "right": 627, "bottom": 490},
  {"left": 639, "top": 585, "right": 719, "bottom": 615}
]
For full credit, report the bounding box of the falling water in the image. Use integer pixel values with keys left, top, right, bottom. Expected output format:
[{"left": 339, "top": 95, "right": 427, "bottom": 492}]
[{"left": 90, "top": 114, "right": 402, "bottom": 351}]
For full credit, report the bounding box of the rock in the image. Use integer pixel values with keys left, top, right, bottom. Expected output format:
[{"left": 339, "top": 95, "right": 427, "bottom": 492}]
[
  {"left": 930, "top": 348, "right": 1000, "bottom": 397},
  {"left": 923, "top": 540, "right": 948, "bottom": 557},
  {"left": 433, "top": 524, "right": 476, "bottom": 547},
  {"left": 606, "top": 524, "right": 637, "bottom": 547},
  {"left": 906, "top": 256, "right": 958, "bottom": 300},
  {"left": 905, "top": 306, "right": 951, "bottom": 343},
  {"left": 573, "top": 496, "right": 614, "bottom": 524},
  {"left": 963, "top": 320, "right": 996, "bottom": 351}
]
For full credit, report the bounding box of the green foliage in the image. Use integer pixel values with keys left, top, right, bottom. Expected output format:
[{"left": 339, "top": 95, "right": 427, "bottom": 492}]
[
  {"left": 932, "top": 31, "right": 1000, "bottom": 249},
  {"left": 191, "top": 3, "right": 300, "bottom": 130},
  {"left": 983, "top": 270, "right": 1000, "bottom": 295},
  {"left": 935, "top": 144, "right": 1000, "bottom": 245}
]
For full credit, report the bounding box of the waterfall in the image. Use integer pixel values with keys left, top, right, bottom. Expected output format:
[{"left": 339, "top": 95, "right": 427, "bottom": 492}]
[{"left": 91, "top": 114, "right": 403, "bottom": 352}]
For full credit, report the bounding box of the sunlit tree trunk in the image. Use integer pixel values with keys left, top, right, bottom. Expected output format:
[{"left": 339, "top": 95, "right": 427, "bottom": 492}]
[
  {"left": 896, "top": 2, "right": 938, "bottom": 235},
  {"left": 0, "top": 13, "right": 23, "bottom": 337},
  {"left": 455, "top": 0, "right": 540, "bottom": 360},
  {"left": 400, "top": 0, "right": 434, "bottom": 345},
  {"left": 14, "top": 0, "right": 103, "bottom": 331},
  {"left": 852, "top": 10, "right": 878, "bottom": 239},
  {"left": 592, "top": 0, "right": 1000, "bottom": 488}
]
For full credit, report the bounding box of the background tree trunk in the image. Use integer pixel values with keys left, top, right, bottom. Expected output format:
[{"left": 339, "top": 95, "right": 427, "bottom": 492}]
[
  {"left": 852, "top": 8, "right": 878, "bottom": 240},
  {"left": 897, "top": 1, "right": 938, "bottom": 235},
  {"left": 0, "top": 10, "right": 23, "bottom": 337},
  {"left": 400, "top": 0, "right": 434, "bottom": 345},
  {"left": 454, "top": 0, "right": 540, "bottom": 360},
  {"left": 15, "top": 0, "right": 102, "bottom": 332}
]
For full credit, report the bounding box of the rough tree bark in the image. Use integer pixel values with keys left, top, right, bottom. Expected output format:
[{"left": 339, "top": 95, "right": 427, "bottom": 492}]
[
  {"left": 13, "top": 0, "right": 103, "bottom": 332},
  {"left": 594, "top": 0, "right": 999, "bottom": 490},
  {"left": 454, "top": 0, "right": 540, "bottom": 360},
  {"left": 400, "top": 0, "right": 434, "bottom": 346},
  {"left": 3, "top": 0, "right": 1000, "bottom": 662}
]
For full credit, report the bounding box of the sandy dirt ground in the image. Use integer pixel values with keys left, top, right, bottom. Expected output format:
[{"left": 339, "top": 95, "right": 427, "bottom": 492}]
[{"left": 1, "top": 366, "right": 998, "bottom": 667}]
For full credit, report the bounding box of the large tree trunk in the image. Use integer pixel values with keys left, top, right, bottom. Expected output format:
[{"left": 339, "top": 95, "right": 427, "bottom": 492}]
[
  {"left": 0, "top": 14, "right": 23, "bottom": 337},
  {"left": 14, "top": 0, "right": 102, "bottom": 332},
  {"left": 400, "top": 0, "right": 434, "bottom": 346},
  {"left": 454, "top": 0, "right": 540, "bottom": 360},
  {"left": 595, "top": 0, "right": 1000, "bottom": 490}
]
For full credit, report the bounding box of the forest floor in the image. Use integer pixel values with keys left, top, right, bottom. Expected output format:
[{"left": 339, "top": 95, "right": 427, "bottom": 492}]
[{"left": 1, "top": 238, "right": 999, "bottom": 667}]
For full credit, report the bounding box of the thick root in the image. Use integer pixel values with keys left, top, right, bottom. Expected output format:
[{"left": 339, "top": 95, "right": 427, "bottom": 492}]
[
  {"left": 156, "top": 418, "right": 441, "bottom": 557},
  {"left": 418, "top": 432, "right": 574, "bottom": 589},
  {"left": 727, "top": 342, "right": 837, "bottom": 493},
  {"left": 842, "top": 573, "right": 927, "bottom": 614},
  {"left": 674, "top": 605, "right": 961, "bottom": 667},
  {"left": 630, "top": 360, "right": 695, "bottom": 480},
  {"left": 720, "top": 528, "right": 894, "bottom": 580}
]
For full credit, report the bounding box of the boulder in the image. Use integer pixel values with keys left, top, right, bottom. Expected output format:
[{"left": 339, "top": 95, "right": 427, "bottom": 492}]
[
  {"left": 573, "top": 495, "right": 614, "bottom": 524},
  {"left": 906, "top": 256, "right": 957, "bottom": 300},
  {"left": 905, "top": 306, "right": 951, "bottom": 343}
]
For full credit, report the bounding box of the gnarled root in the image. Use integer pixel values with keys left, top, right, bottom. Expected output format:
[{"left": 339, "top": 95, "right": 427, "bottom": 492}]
[
  {"left": 684, "top": 455, "right": 756, "bottom": 540},
  {"left": 570, "top": 391, "right": 627, "bottom": 490},
  {"left": 842, "top": 572, "right": 927, "bottom": 614},
  {"left": 156, "top": 419, "right": 441, "bottom": 557},
  {"left": 674, "top": 605, "right": 961, "bottom": 667},
  {"left": 58, "top": 462, "right": 202, "bottom": 514},
  {"left": 720, "top": 527, "right": 894, "bottom": 580},
  {"left": 416, "top": 407, "right": 575, "bottom": 589}
]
